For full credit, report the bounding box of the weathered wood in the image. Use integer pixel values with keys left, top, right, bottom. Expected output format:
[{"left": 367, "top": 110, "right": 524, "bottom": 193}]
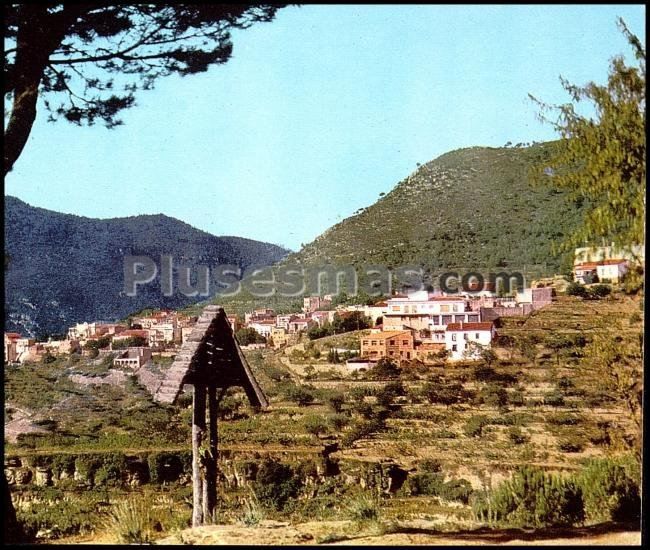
[
  {"left": 192, "top": 384, "right": 206, "bottom": 527},
  {"left": 204, "top": 384, "right": 218, "bottom": 523}
]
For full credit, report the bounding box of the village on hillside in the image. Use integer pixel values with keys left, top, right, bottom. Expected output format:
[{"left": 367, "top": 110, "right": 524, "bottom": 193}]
[{"left": 4, "top": 246, "right": 641, "bottom": 374}]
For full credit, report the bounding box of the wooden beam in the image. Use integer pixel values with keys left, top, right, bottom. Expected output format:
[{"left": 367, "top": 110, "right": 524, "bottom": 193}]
[
  {"left": 192, "top": 384, "right": 206, "bottom": 527},
  {"left": 204, "top": 384, "right": 218, "bottom": 524}
]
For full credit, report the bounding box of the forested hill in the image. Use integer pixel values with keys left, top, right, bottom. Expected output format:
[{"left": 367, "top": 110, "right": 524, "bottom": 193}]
[
  {"left": 4, "top": 196, "right": 289, "bottom": 337},
  {"left": 284, "top": 142, "right": 584, "bottom": 278}
]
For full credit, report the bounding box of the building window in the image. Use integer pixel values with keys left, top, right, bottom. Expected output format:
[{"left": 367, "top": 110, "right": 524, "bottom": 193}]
[
  {"left": 464, "top": 333, "right": 468, "bottom": 340},
  {"left": 452, "top": 304, "right": 458, "bottom": 312},
  {"left": 451, "top": 334, "right": 457, "bottom": 341},
  {"left": 402, "top": 340, "right": 408, "bottom": 345},
  {"left": 371, "top": 341, "right": 377, "bottom": 346},
  {"left": 452, "top": 344, "right": 457, "bottom": 352},
  {"left": 389, "top": 340, "right": 395, "bottom": 345},
  {"left": 406, "top": 352, "right": 411, "bottom": 359},
  {"left": 475, "top": 333, "right": 480, "bottom": 339}
]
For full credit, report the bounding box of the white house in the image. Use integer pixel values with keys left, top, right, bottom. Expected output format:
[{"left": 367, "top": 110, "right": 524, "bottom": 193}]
[
  {"left": 444, "top": 322, "right": 495, "bottom": 361},
  {"left": 383, "top": 293, "right": 477, "bottom": 331},
  {"left": 596, "top": 259, "right": 629, "bottom": 283},
  {"left": 247, "top": 320, "right": 275, "bottom": 338}
]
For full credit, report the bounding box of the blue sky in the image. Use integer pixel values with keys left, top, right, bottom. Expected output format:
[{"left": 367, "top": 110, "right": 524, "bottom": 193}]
[{"left": 4, "top": 4, "right": 645, "bottom": 251}]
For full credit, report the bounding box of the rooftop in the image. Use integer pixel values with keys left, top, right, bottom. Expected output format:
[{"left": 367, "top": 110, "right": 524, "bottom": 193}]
[{"left": 446, "top": 322, "right": 494, "bottom": 332}]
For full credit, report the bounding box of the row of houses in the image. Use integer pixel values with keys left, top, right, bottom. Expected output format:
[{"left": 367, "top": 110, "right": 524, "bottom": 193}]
[
  {"left": 4, "top": 333, "right": 82, "bottom": 363},
  {"left": 66, "top": 310, "right": 198, "bottom": 350},
  {"left": 573, "top": 258, "right": 629, "bottom": 284},
  {"left": 355, "top": 285, "right": 556, "bottom": 364}
]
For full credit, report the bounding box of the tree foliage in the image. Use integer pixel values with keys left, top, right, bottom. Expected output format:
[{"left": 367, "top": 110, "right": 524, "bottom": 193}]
[
  {"left": 235, "top": 327, "right": 266, "bottom": 346},
  {"left": 4, "top": 3, "right": 287, "bottom": 174},
  {"left": 530, "top": 18, "right": 645, "bottom": 253}
]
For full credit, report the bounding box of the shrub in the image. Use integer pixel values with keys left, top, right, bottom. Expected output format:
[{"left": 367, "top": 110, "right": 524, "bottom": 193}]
[
  {"left": 329, "top": 413, "right": 350, "bottom": 431},
  {"left": 341, "top": 418, "right": 385, "bottom": 447},
  {"left": 473, "top": 466, "right": 584, "bottom": 527},
  {"left": 547, "top": 413, "right": 582, "bottom": 426},
  {"left": 557, "top": 439, "right": 585, "bottom": 453},
  {"left": 590, "top": 284, "right": 611, "bottom": 298},
  {"left": 304, "top": 414, "right": 328, "bottom": 437},
  {"left": 566, "top": 282, "right": 588, "bottom": 297},
  {"left": 353, "top": 401, "right": 375, "bottom": 419},
  {"left": 557, "top": 376, "right": 576, "bottom": 394},
  {"left": 463, "top": 415, "right": 490, "bottom": 438},
  {"left": 418, "top": 459, "right": 443, "bottom": 473},
  {"left": 421, "top": 380, "right": 465, "bottom": 407},
  {"left": 509, "top": 388, "right": 525, "bottom": 406},
  {"left": 508, "top": 427, "right": 530, "bottom": 445},
  {"left": 284, "top": 385, "right": 315, "bottom": 406},
  {"left": 147, "top": 452, "right": 188, "bottom": 484},
  {"left": 345, "top": 492, "right": 381, "bottom": 523},
  {"left": 440, "top": 479, "right": 473, "bottom": 504},
  {"left": 327, "top": 392, "right": 346, "bottom": 413},
  {"left": 578, "top": 457, "right": 641, "bottom": 523},
  {"left": 253, "top": 458, "right": 301, "bottom": 511},
  {"left": 367, "top": 357, "right": 401, "bottom": 380},
  {"left": 94, "top": 453, "right": 127, "bottom": 486},
  {"left": 473, "top": 365, "right": 497, "bottom": 382},
  {"left": 104, "top": 495, "right": 154, "bottom": 544},
  {"left": 477, "top": 383, "right": 509, "bottom": 408},
  {"left": 543, "top": 390, "right": 565, "bottom": 407},
  {"left": 408, "top": 472, "right": 444, "bottom": 496},
  {"left": 239, "top": 492, "right": 265, "bottom": 526}
]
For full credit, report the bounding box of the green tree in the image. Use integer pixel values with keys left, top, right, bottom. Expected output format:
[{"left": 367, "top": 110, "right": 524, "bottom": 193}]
[
  {"left": 4, "top": 4, "right": 287, "bottom": 175},
  {"left": 235, "top": 327, "right": 266, "bottom": 346},
  {"left": 530, "top": 18, "right": 645, "bottom": 254},
  {"left": 367, "top": 357, "right": 401, "bottom": 380}
]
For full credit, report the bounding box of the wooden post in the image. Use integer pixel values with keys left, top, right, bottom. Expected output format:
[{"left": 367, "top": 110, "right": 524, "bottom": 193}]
[
  {"left": 204, "top": 384, "right": 218, "bottom": 523},
  {"left": 192, "top": 384, "right": 206, "bottom": 527}
]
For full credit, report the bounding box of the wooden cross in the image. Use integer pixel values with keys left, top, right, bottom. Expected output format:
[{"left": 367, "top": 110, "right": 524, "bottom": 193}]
[{"left": 153, "top": 305, "right": 268, "bottom": 526}]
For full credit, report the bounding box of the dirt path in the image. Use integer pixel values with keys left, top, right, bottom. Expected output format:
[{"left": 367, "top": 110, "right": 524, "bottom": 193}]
[{"left": 149, "top": 520, "right": 641, "bottom": 546}]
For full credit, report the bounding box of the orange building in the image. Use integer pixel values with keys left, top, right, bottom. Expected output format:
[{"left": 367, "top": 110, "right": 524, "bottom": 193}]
[{"left": 360, "top": 330, "right": 415, "bottom": 362}]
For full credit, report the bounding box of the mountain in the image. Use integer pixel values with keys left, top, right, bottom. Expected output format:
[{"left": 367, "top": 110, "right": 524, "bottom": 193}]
[
  {"left": 4, "top": 196, "right": 289, "bottom": 337},
  {"left": 216, "top": 142, "right": 586, "bottom": 315},
  {"left": 286, "top": 142, "right": 584, "bottom": 276}
]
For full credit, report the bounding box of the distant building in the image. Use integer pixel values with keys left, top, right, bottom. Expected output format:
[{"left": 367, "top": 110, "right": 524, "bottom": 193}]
[
  {"left": 247, "top": 320, "right": 275, "bottom": 338},
  {"left": 4, "top": 333, "right": 22, "bottom": 363},
  {"left": 573, "top": 262, "right": 599, "bottom": 284},
  {"left": 360, "top": 330, "right": 416, "bottom": 363},
  {"left": 596, "top": 259, "right": 629, "bottom": 283},
  {"left": 310, "top": 310, "right": 336, "bottom": 327},
  {"left": 112, "top": 329, "right": 150, "bottom": 347},
  {"left": 288, "top": 316, "right": 314, "bottom": 334},
  {"left": 43, "top": 339, "right": 80, "bottom": 356},
  {"left": 383, "top": 293, "right": 478, "bottom": 332},
  {"left": 345, "top": 357, "right": 377, "bottom": 372},
  {"left": 276, "top": 314, "right": 293, "bottom": 330},
  {"left": 303, "top": 295, "right": 332, "bottom": 313},
  {"left": 445, "top": 322, "right": 495, "bottom": 361},
  {"left": 574, "top": 259, "right": 629, "bottom": 284},
  {"left": 226, "top": 315, "right": 241, "bottom": 332},
  {"left": 270, "top": 327, "right": 289, "bottom": 349},
  {"left": 113, "top": 347, "right": 152, "bottom": 370}
]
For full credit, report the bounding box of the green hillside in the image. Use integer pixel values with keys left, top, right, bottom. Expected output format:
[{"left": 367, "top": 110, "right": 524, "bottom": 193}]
[
  {"left": 214, "top": 142, "right": 585, "bottom": 314},
  {"left": 287, "top": 142, "right": 583, "bottom": 277}
]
